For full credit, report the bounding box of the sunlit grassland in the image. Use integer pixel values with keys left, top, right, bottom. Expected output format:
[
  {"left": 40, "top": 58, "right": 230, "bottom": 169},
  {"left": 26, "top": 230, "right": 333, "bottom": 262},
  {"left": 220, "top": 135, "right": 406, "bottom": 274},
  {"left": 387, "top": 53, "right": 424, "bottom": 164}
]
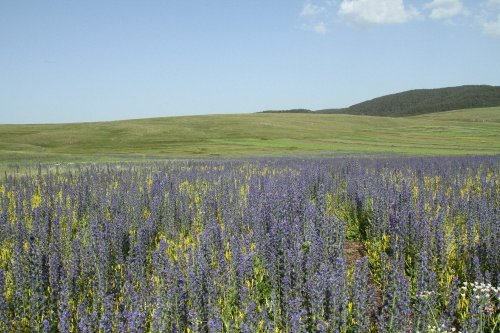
[{"left": 0, "top": 107, "right": 498, "bottom": 167}]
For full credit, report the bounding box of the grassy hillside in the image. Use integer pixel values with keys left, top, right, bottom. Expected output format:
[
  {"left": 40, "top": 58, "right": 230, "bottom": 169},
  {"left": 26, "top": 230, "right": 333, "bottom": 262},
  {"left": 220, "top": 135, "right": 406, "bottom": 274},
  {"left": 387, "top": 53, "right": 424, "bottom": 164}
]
[
  {"left": 0, "top": 107, "right": 499, "bottom": 164},
  {"left": 317, "top": 85, "right": 500, "bottom": 116}
]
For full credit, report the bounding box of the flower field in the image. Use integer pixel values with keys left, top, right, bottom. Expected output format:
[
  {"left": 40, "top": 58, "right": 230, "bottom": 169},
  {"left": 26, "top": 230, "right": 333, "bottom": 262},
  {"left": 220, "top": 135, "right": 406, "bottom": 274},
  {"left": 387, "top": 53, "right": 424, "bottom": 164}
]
[{"left": 0, "top": 156, "right": 498, "bottom": 332}]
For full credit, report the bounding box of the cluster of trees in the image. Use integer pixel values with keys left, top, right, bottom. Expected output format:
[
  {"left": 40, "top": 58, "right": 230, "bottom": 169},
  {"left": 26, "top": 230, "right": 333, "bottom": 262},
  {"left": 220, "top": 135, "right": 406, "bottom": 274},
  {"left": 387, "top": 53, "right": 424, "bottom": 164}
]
[
  {"left": 320, "top": 85, "right": 500, "bottom": 116},
  {"left": 262, "top": 85, "right": 500, "bottom": 117}
]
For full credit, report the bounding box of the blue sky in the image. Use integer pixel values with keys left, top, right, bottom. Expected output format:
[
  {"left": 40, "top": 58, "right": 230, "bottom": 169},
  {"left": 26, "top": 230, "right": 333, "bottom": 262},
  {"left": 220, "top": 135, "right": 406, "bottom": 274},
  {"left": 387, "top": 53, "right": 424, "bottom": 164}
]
[{"left": 1, "top": 0, "right": 499, "bottom": 124}]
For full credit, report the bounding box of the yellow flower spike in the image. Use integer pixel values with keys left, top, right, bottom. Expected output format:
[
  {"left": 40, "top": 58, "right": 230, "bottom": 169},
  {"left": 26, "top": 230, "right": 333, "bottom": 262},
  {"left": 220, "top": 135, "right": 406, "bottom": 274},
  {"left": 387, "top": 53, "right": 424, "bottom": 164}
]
[
  {"left": 30, "top": 186, "right": 42, "bottom": 209},
  {"left": 143, "top": 208, "right": 151, "bottom": 220},
  {"left": 0, "top": 242, "right": 13, "bottom": 269},
  {"left": 2, "top": 270, "right": 13, "bottom": 301},
  {"left": 412, "top": 184, "right": 419, "bottom": 202},
  {"left": 7, "top": 190, "right": 17, "bottom": 225},
  {"left": 57, "top": 189, "right": 63, "bottom": 203},
  {"left": 348, "top": 301, "right": 353, "bottom": 313},
  {"left": 250, "top": 242, "right": 256, "bottom": 253},
  {"left": 105, "top": 207, "right": 112, "bottom": 221},
  {"left": 239, "top": 184, "right": 249, "bottom": 200}
]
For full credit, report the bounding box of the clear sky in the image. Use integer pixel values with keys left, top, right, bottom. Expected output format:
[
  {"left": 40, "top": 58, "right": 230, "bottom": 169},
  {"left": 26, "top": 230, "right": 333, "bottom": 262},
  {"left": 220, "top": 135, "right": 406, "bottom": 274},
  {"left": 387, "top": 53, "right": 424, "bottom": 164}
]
[{"left": 1, "top": 0, "right": 499, "bottom": 124}]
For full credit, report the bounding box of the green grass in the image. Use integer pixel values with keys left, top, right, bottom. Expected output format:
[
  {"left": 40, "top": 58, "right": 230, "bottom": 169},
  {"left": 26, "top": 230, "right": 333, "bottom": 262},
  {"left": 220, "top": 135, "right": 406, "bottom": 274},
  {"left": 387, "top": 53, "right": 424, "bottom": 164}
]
[{"left": 0, "top": 107, "right": 499, "bottom": 166}]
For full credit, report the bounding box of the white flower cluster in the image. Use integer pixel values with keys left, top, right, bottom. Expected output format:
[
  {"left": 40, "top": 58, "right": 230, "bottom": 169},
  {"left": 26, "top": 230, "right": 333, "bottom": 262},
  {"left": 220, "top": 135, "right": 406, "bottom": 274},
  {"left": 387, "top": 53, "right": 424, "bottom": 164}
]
[
  {"left": 417, "top": 290, "right": 435, "bottom": 299},
  {"left": 419, "top": 324, "right": 461, "bottom": 333},
  {"left": 460, "top": 281, "right": 499, "bottom": 300}
]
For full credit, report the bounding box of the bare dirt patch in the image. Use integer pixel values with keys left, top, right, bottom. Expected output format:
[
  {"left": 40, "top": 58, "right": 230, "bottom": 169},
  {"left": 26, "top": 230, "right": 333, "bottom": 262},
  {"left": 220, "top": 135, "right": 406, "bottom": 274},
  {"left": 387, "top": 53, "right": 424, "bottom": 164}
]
[{"left": 344, "top": 240, "right": 383, "bottom": 314}]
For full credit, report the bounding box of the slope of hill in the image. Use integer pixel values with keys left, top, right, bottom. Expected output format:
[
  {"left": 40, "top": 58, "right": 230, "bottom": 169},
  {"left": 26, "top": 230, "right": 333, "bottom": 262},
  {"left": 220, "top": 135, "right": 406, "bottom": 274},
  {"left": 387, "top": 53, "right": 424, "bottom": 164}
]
[
  {"left": 0, "top": 107, "right": 499, "bottom": 165},
  {"left": 317, "top": 85, "right": 500, "bottom": 116}
]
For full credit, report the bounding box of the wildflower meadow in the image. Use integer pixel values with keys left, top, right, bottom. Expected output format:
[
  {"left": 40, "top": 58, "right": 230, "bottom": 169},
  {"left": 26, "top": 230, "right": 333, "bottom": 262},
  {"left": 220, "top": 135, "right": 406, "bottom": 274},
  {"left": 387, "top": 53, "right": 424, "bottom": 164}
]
[{"left": 0, "top": 156, "right": 498, "bottom": 332}]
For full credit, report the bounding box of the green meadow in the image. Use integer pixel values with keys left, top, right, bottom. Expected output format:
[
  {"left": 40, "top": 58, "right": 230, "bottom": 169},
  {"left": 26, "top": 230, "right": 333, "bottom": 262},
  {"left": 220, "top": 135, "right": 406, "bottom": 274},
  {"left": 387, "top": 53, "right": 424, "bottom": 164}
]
[{"left": 0, "top": 106, "right": 499, "bottom": 165}]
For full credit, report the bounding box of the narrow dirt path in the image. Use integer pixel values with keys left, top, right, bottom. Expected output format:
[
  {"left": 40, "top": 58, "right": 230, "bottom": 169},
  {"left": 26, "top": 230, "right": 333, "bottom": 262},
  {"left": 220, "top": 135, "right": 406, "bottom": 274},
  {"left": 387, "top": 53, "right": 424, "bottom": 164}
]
[{"left": 344, "top": 240, "right": 383, "bottom": 313}]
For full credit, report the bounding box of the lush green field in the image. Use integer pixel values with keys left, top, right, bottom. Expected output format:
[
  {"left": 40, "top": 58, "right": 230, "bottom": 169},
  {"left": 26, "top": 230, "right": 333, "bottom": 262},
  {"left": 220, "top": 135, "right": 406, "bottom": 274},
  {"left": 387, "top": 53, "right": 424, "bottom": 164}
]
[{"left": 0, "top": 107, "right": 499, "bottom": 165}]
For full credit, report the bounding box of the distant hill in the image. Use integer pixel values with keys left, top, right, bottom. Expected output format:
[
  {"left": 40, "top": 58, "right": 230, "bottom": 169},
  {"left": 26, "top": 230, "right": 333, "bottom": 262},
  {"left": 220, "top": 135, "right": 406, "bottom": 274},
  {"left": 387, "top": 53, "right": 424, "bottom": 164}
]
[
  {"left": 260, "top": 108, "right": 313, "bottom": 113},
  {"left": 316, "top": 85, "right": 500, "bottom": 116}
]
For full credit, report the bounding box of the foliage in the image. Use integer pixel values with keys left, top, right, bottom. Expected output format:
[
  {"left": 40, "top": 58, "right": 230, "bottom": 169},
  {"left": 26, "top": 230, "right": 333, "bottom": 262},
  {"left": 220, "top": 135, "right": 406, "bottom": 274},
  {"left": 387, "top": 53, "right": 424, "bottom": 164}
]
[
  {"left": 318, "top": 85, "right": 500, "bottom": 117},
  {"left": 0, "top": 156, "right": 498, "bottom": 332}
]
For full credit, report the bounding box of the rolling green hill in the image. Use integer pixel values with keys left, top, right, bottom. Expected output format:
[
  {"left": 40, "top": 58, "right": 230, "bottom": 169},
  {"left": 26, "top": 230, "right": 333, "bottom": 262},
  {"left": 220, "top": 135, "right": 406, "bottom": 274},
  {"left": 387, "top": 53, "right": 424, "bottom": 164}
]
[
  {"left": 0, "top": 106, "right": 499, "bottom": 164},
  {"left": 317, "top": 85, "right": 500, "bottom": 116}
]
